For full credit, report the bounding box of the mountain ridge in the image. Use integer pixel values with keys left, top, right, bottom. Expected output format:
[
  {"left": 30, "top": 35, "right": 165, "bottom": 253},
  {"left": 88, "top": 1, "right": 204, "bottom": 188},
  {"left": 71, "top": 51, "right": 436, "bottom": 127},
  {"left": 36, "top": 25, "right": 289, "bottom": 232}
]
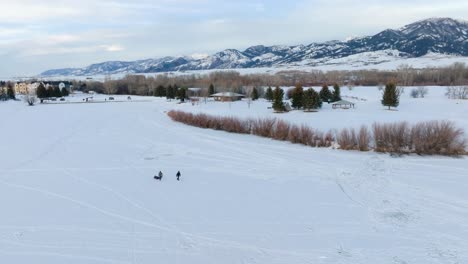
[{"left": 41, "top": 17, "right": 468, "bottom": 76}]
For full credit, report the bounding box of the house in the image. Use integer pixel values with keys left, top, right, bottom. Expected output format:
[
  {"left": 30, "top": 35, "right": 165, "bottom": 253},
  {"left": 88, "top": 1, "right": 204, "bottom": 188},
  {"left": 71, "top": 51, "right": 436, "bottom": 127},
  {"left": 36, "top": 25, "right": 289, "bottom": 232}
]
[
  {"left": 210, "top": 92, "right": 245, "bottom": 102},
  {"left": 332, "top": 100, "right": 355, "bottom": 109},
  {"left": 14, "top": 83, "right": 29, "bottom": 94}
]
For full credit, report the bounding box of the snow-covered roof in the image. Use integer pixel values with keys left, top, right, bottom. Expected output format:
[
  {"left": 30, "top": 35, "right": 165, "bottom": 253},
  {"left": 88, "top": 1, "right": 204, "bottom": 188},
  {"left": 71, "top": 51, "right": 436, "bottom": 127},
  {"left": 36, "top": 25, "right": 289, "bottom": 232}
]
[
  {"left": 210, "top": 92, "right": 245, "bottom": 97},
  {"left": 332, "top": 100, "right": 355, "bottom": 105}
]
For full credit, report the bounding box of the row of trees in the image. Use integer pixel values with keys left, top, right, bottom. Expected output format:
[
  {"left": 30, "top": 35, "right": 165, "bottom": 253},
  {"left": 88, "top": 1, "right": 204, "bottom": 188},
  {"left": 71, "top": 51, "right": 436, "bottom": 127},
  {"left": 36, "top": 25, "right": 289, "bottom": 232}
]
[
  {"left": 265, "top": 82, "right": 402, "bottom": 112},
  {"left": 36, "top": 84, "right": 69, "bottom": 98},
  {"left": 73, "top": 63, "right": 468, "bottom": 96},
  {"left": 266, "top": 84, "right": 341, "bottom": 112},
  {"left": 152, "top": 84, "right": 189, "bottom": 102}
]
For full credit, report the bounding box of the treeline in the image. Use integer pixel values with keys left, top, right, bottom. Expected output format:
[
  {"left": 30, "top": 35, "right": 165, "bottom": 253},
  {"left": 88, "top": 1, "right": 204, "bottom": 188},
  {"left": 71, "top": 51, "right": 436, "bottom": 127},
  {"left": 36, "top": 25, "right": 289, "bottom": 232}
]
[
  {"left": 36, "top": 83, "right": 69, "bottom": 98},
  {"left": 168, "top": 110, "right": 466, "bottom": 156},
  {"left": 74, "top": 63, "right": 468, "bottom": 96},
  {"left": 0, "top": 82, "right": 16, "bottom": 101}
]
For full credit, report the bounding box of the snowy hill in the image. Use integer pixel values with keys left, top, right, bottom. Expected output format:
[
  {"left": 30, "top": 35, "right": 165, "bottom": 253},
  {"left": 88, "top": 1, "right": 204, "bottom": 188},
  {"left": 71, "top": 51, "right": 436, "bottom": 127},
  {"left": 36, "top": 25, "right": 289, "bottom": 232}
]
[{"left": 41, "top": 18, "right": 468, "bottom": 77}]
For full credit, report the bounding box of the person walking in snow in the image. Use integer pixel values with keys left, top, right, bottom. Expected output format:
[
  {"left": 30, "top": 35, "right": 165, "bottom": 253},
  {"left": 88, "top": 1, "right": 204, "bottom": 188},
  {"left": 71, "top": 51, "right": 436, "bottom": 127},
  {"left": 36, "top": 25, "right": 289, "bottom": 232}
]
[
  {"left": 176, "top": 171, "right": 181, "bottom": 181},
  {"left": 154, "top": 171, "right": 163, "bottom": 181}
]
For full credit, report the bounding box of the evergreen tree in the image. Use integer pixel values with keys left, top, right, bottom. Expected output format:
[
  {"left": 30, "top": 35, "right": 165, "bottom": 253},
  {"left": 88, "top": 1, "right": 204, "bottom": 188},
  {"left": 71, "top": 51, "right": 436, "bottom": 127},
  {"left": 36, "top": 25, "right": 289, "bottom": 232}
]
[
  {"left": 291, "top": 84, "right": 304, "bottom": 109},
  {"left": 272, "top": 86, "right": 285, "bottom": 112},
  {"left": 0, "top": 87, "right": 6, "bottom": 101},
  {"left": 6, "top": 85, "right": 15, "bottom": 100},
  {"left": 36, "top": 83, "right": 47, "bottom": 98},
  {"left": 61, "top": 87, "right": 70, "bottom": 97},
  {"left": 251, "top": 87, "right": 259, "bottom": 101},
  {"left": 208, "top": 83, "right": 215, "bottom": 95},
  {"left": 265, "top": 86, "right": 273, "bottom": 101},
  {"left": 381, "top": 82, "right": 399, "bottom": 110},
  {"left": 47, "top": 87, "right": 54, "bottom": 98},
  {"left": 332, "top": 83, "right": 341, "bottom": 102},
  {"left": 177, "top": 87, "right": 187, "bottom": 102},
  {"left": 155, "top": 85, "right": 166, "bottom": 97},
  {"left": 166, "top": 85, "right": 175, "bottom": 100},
  {"left": 303, "top": 88, "right": 322, "bottom": 111},
  {"left": 54, "top": 86, "right": 62, "bottom": 97},
  {"left": 319, "top": 84, "right": 332, "bottom": 103}
]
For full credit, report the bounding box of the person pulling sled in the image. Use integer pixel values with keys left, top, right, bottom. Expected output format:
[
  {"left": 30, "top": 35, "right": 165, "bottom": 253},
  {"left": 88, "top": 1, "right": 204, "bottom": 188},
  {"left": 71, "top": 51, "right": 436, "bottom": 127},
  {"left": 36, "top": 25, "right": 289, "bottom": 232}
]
[{"left": 154, "top": 171, "right": 163, "bottom": 181}]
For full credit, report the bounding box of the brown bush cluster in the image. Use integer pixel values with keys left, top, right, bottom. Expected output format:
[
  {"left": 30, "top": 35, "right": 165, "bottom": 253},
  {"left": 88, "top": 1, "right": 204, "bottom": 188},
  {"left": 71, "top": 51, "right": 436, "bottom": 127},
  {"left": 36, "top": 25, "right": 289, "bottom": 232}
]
[
  {"left": 168, "top": 110, "right": 466, "bottom": 156},
  {"left": 411, "top": 121, "right": 466, "bottom": 155},
  {"left": 371, "top": 121, "right": 466, "bottom": 155}
]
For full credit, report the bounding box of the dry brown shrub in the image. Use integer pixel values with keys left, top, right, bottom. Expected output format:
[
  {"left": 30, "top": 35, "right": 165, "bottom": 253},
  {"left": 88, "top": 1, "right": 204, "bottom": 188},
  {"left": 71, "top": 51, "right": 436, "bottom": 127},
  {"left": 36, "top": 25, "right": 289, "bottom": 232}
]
[
  {"left": 169, "top": 111, "right": 466, "bottom": 156},
  {"left": 411, "top": 121, "right": 466, "bottom": 155},
  {"left": 221, "top": 117, "right": 250, "bottom": 134},
  {"left": 272, "top": 120, "right": 290, "bottom": 141},
  {"left": 373, "top": 122, "right": 411, "bottom": 153},
  {"left": 287, "top": 125, "right": 302, "bottom": 144},
  {"left": 358, "top": 125, "right": 371, "bottom": 151},
  {"left": 337, "top": 128, "right": 358, "bottom": 150},
  {"left": 300, "top": 125, "right": 316, "bottom": 146},
  {"left": 252, "top": 118, "right": 276, "bottom": 138}
]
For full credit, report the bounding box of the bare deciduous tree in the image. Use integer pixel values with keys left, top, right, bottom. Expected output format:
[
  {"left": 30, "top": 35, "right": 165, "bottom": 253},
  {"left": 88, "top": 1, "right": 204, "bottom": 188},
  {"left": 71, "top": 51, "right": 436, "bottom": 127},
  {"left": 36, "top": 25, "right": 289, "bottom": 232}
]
[{"left": 24, "top": 94, "right": 37, "bottom": 106}]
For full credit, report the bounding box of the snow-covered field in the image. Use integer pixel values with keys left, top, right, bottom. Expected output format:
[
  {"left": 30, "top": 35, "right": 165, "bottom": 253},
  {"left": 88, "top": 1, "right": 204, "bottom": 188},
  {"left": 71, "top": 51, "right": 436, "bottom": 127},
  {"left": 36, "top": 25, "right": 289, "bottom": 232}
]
[
  {"left": 0, "top": 88, "right": 467, "bottom": 264},
  {"left": 174, "top": 86, "right": 468, "bottom": 132}
]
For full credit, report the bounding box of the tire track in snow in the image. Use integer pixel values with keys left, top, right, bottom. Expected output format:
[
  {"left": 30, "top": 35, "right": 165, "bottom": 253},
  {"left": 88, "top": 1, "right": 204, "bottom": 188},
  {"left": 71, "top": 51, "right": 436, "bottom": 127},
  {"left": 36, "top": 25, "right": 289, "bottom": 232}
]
[
  {"left": 0, "top": 179, "right": 176, "bottom": 232},
  {"left": 0, "top": 177, "right": 318, "bottom": 260}
]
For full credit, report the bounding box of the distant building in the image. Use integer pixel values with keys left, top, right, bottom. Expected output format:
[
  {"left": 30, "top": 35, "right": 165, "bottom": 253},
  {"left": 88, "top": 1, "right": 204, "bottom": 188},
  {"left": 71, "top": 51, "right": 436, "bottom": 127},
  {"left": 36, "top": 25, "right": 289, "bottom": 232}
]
[
  {"left": 14, "top": 83, "right": 29, "bottom": 94},
  {"left": 210, "top": 92, "right": 245, "bottom": 102}
]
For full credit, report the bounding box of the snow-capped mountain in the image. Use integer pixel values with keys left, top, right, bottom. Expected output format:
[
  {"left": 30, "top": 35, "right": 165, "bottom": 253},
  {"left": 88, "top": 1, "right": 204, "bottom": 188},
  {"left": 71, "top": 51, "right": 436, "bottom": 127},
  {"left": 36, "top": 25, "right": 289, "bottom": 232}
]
[{"left": 41, "top": 18, "right": 468, "bottom": 77}]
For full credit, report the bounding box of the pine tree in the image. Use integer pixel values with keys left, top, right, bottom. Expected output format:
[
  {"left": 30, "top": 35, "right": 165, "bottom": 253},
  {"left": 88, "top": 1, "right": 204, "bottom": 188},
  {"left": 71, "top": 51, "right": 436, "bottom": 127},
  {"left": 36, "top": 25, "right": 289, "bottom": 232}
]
[
  {"left": 54, "top": 86, "right": 62, "bottom": 97},
  {"left": 7, "top": 85, "right": 15, "bottom": 100},
  {"left": 36, "top": 83, "right": 47, "bottom": 98},
  {"left": 332, "top": 83, "right": 341, "bottom": 102},
  {"left": 251, "top": 87, "right": 259, "bottom": 101},
  {"left": 272, "top": 86, "right": 285, "bottom": 112},
  {"left": 47, "top": 87, "right": 54, "bottom": 98},
  {"left": 319, "top": 84, "right": 332, "bottom": 103},
  {"left": 0, "top": 87, "right": 6, "bottom": 101},
  {"left": 291, "top": 84, "right": 304, "bottom": 109},
  {"left": 166, "top": 85, "right": 175, "bottom": 100},
  {"left": 265, "top": 86, "right": 273, "bottom": 101},
  {"left": 61, "top": 87, "right": 70, "bottom": 97},
  {"left": 155, "top": 85, "right": 166, "bottom": 97},
  {"left": 303, "top": 88, "right": 322, "bottom": 111},
  {"left": 381, "top": 82, "right": 399, "bottom": 110},
  {"left": 209, "top": 83, "right": 215, "bottom": 95},
  {"left": 177, "top": 87, "right": 187, "bottom": 102}
]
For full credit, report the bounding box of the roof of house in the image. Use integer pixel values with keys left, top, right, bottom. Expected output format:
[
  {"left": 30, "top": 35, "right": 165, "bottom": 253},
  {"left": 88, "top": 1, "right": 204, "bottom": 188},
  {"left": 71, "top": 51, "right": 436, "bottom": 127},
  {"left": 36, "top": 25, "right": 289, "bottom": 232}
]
[
  {"left": 210, "top": 92, "right": 245, "bottom": 97},
  {"left": 332, "top": 100, "right": 355, "bottom": 105}
]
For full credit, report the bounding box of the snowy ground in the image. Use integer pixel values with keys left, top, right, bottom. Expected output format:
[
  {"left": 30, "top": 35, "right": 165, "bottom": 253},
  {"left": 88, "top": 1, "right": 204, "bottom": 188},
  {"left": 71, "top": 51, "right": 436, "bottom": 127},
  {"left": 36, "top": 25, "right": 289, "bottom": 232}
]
[
  {"left": 174, "top": 86, "right": 468, "bottom": 132},
  {"left": 0, "top": 88, "right": 467, "bottom": 264}
]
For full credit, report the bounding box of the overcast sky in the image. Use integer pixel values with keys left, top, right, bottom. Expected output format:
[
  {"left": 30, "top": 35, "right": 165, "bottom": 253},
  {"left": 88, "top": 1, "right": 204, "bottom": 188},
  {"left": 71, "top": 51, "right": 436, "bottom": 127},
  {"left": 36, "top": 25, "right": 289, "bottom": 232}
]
[{"left": 0, "top": 0, "right": 467, "bottom": 77}]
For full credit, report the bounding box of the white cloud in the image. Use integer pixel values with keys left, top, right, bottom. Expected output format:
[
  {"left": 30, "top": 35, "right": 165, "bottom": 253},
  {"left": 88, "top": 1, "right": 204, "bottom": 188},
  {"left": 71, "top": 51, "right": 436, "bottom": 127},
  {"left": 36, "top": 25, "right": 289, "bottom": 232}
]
[
  {"left": 1, "top": 0, "right": 468, "bottom": 77},
  {"left": 100, "top": 44, "right": 125, "bottom": 52}
]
